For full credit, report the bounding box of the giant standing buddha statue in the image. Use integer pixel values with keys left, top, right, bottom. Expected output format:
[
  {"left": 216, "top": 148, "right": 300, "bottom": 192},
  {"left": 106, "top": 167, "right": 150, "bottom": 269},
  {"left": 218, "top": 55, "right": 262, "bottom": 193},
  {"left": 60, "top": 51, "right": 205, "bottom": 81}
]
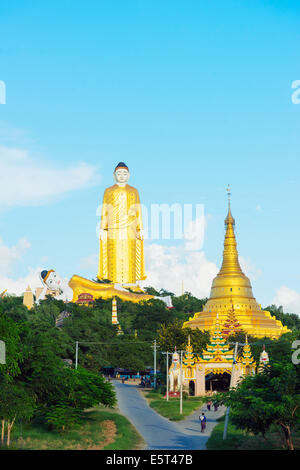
[
  {"left": 69, "top": 162, "right": 172, "bottom": 306},
  {"left": 98, "top": 161, "right": 146, "bottom": 286},
  {"left": 184, "top": 188, "right": 289, "bottom": 339}
]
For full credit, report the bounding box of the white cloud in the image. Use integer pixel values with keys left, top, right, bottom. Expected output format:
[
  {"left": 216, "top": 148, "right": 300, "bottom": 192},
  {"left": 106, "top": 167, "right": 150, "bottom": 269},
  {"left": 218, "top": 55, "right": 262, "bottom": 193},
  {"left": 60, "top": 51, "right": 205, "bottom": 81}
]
[
  {"left": 0, "top": 237, "right": 39, "bottom": 296},
  {"left": 0, "top": 266, "right": 42, "bottom": 296},
  {"left": 0, "top": 237, "right": 31, "bottom": 275},
  {"left": 144, "top": 243, "right": 218, "bottom": 297},
  {"left": 0, "top": 145, "right": 100, "bottom": 210},
  {"left": 183, "top": 214, "right": 207, "bottom": 251},
  {"left": 273, "top": 286, "right": 300, "bottom": 315}
]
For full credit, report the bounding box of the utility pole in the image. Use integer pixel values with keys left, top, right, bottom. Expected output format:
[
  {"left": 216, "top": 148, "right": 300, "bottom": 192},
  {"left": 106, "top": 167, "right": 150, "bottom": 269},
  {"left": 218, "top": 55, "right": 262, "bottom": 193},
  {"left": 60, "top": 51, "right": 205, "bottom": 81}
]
[
  {"left": 75, "top": 341, "right": 79, "bottom": 370},
  {"left": 162, "top": 351, "right": 172, "bottom": 401},
  {"left": 223, "top": 341, "right": 238, "bottom": 440},
  {"left": 152, "top": 340, "right": 159, "bottom": 389},
  {"left": 178, "top": 349, "right": 185, "bottom": 415}
]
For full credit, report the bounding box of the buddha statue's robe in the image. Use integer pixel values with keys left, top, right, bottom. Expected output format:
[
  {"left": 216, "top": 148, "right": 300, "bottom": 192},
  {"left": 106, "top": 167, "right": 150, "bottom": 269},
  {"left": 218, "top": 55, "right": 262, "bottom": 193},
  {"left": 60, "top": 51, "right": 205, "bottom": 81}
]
[{"left": 98, "top": 183, "right": 146, "bottom": 284}]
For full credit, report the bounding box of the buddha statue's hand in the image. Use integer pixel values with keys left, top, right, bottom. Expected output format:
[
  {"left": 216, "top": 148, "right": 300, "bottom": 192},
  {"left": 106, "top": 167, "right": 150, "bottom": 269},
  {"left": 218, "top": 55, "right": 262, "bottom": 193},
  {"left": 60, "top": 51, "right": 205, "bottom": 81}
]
[
  {"left": 99, "top": 229, "right": 108, "bottom": 240},
  {"left": 136, "top": 229, "right": 144, "bottom": 240}
]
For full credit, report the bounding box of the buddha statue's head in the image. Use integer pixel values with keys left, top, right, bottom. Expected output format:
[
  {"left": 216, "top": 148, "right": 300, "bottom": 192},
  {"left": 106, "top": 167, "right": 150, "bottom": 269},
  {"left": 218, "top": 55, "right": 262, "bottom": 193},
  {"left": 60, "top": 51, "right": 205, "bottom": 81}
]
[
  {"left": 114, "top": 162, "right": 130, "bottom": 186},
  {"left": 40, "top": 269, "right": 62, "bottom": 291}
]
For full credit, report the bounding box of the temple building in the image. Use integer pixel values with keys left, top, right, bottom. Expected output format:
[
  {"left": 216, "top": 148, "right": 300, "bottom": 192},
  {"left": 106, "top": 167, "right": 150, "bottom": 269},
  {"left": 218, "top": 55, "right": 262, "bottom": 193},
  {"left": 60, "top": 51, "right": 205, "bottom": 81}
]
[
  {"left": 184, "top": 191, "right": 289, "bottom": 339},
  {"left": 173, "top": 321, "right": 257, "bottom": 396}
]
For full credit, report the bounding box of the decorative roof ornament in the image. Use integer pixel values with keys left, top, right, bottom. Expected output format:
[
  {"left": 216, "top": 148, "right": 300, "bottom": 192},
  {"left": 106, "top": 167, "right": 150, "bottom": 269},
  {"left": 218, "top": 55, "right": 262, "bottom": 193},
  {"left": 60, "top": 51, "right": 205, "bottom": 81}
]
[
  {"left": 222, "top": 300, "right": 242, "bottom": 337},
  {"left": 219, "top": 186, "right": 243, "bottom": 276},
  {"left": 258, "top": 344, "right": 270, "bottom": 372},
  {"left": 239, "top": 335, "right": 256, "bottom": 370},
  {"left": 183, "top": 335, "right": 195, "bottom": 367},
  {"left": 225, "top": 184, "right": 235, "bottom": 226},
  {"left": 112, "top": 296, "right": 119, "bottom": 325},
  {"left": 200, "top": 317, "right": 234, "bottom": 363}
]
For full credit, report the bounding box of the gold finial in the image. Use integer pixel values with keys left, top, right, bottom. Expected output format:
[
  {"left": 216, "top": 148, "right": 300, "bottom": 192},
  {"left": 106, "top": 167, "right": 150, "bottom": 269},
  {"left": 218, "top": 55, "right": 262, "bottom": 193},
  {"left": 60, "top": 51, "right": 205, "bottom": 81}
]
[
  {"left": 226, "top": 184, "right": 231, "bottom": 201},
  {"left": 225, "top": 184, "right": 235, "bottom": 226}
]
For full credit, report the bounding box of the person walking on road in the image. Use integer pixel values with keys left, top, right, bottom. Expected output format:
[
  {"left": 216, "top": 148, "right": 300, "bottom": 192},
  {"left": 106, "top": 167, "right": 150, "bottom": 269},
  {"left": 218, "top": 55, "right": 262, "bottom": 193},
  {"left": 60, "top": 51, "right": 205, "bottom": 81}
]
[
  {"left": 207, "top": 400, "right": 212, "bottom": 411},
  {"left": 199, "top": 413, "right": 206, "bottom": 432}
]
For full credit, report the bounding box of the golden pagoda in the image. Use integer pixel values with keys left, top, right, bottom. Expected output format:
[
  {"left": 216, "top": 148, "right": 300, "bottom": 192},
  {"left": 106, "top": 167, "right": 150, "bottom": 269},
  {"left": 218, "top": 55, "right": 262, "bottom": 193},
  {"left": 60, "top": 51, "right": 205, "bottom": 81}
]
[
  {"left": 23, "top": 285, "right": 34, "bottom": 310},
  {"left": 184, "top": 188, "right": 289, "bottom": 339}
]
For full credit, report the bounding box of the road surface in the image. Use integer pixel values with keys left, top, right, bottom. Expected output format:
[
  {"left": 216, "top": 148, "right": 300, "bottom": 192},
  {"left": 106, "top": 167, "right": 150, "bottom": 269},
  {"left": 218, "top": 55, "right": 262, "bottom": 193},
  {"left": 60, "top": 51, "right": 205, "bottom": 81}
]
[{"left": 113, "top": 381, "right": 225, "bottom": 450}]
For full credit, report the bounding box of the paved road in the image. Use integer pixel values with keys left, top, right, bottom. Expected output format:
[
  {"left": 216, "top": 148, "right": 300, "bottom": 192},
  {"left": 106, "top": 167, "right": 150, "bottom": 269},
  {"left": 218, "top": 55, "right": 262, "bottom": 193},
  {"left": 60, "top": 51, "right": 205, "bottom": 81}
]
[{"left": 113, "top": 381, "right": 225, "bottom": 450}]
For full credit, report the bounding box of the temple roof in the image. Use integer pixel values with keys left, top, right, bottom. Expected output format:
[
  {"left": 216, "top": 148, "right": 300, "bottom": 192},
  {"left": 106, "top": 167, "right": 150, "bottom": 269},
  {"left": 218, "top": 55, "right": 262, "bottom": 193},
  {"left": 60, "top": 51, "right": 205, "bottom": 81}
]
[
  {"left": 238, "top": 335, "right": 256, "bottom": 368},
  {"left": 198, "top": 317, "right": 234, "bottom": 363},
  {"left": 222, "top": 302, "right": 242, "bottom": 336}
]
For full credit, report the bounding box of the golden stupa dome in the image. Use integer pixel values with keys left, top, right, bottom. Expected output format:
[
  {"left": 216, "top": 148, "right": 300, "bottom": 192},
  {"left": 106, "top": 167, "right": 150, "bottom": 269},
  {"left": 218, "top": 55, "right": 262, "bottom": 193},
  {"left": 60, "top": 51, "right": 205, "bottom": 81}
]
[{"left": 184, "top": 191, "right": 289, "bottom": 339}]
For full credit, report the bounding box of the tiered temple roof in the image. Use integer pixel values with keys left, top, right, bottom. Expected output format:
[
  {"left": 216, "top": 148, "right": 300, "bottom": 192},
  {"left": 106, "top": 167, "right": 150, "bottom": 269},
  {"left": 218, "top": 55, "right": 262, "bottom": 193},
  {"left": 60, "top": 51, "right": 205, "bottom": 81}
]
[
  {"left": 222, "top": 301, "right": 242, "bottom": 337},
  {"left": 183, "top": 336, "right": 196, "bottom": 367},
  {"left": 199, "top": 317, "right": 234, "bottom": 363},
  {"left": 239, "top": 335, "right": 256, "bottom": 371}
]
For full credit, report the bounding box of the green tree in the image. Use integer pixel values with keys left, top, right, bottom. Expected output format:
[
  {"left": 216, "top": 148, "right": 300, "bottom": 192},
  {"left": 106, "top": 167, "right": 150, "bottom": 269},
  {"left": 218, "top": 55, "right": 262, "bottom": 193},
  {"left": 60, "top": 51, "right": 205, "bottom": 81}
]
[
  {"left": 72, "top": 367, "right": 116, "bottom": 409},
  {"left": 45, "top": 401, "right": 82, "bottom": 431},
  {"left": 221, "top": 361, "right": 300, "bottom": 450},
  {"left": 265, "top": 304, "right": 300, "bottom": 331},
  {"left": 45, "top": 367, "right": 116, "bottom": 431},
  {"left": 0, "top": 380, "right": 35, "bottom": 447},
  {"left": 0, "top": 311, "right": 24, "bottom": 378},
  {"left": 157, "top": 319, "right": 210, "bottom": 353}
]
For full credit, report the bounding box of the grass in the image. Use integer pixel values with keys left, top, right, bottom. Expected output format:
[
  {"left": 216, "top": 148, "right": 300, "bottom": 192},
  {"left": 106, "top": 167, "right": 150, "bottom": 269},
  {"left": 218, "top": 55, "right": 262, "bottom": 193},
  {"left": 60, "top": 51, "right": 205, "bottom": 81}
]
[
  {"left": 8, "top": 406, "right": 144, "bottom": 450},
  {"left": 142, "top": 390, "right": 205, "bottom": 421},
  {"left": 206, "top": 415, "right": 300, "bottom": 450}
]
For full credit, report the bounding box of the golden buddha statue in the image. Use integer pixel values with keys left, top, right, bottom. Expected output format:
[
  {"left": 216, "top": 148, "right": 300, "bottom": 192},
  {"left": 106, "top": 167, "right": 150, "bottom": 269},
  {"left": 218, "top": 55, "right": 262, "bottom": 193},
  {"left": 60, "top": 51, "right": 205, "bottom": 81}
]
[
  {"left": 184, "top": 187, "right": 289, "bottom": 339},
  {"left": 68, "top": 163, "right": 172, "bottom": 307},
  {"left": 98, "top": 162, "right": 146, "bottom": 285}
]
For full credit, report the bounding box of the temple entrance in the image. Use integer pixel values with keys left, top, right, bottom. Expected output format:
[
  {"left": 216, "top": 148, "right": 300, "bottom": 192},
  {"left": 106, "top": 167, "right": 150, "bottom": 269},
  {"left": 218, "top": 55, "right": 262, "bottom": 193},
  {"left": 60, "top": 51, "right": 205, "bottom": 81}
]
[
  {"left": 205, "top": 372, "right": 231, "bottom": 392},
  {"left": 189, "top": 381, "right": 195, "bottom": 396}
]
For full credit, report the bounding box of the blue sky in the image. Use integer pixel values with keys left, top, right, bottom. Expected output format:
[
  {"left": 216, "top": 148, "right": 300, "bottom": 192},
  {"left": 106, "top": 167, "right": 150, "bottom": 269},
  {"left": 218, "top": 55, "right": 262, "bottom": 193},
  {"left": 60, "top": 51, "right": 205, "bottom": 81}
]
[{"left": 0, "top": 0, "right": 300, "bottom": 312}]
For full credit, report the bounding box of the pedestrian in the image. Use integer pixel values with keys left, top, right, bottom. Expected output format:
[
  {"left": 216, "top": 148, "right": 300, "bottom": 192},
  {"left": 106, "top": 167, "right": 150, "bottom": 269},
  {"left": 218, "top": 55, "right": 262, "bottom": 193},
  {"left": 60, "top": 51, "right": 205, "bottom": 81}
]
[
  {"left": 214, "top": 402, "right": 218, "bottom": 412},
  {"left": 199, "top": 413, "right": 206, "bottom": 432},
  {"left": 207, "top": 400, "right": 212, "bottom": 411}
]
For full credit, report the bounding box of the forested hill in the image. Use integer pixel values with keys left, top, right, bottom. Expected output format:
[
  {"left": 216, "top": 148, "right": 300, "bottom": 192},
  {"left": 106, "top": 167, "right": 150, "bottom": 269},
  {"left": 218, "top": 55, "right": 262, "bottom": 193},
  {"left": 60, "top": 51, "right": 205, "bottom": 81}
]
[{"left": 0, "top": 291, "right": 299, "bottom": 373}]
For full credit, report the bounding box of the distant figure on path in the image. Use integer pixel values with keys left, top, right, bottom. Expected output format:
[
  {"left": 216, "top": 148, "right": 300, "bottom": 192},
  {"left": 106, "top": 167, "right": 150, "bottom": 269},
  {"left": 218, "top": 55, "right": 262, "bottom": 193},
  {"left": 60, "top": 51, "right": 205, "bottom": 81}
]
[
  {"left": 207, "top": 400, "right": 212, "bottom": 411},
  {"left": 214, "top": 403, "right": 219, "bottom": 412},
  {"left": 199, "top": 413, "right": 206, "bottom": 432}
]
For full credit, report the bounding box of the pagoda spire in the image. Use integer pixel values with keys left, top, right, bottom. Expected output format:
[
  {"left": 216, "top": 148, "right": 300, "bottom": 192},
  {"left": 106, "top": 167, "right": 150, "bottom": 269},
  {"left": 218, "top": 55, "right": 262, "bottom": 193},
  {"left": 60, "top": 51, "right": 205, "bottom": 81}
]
[
  {"left": 222, "top": 299, "right": 242, "bottom": 337},
  {"left": 239, "top": 335, "right": 256, "bottom": 374},
  {"left": 183, "top": 335, "right": 195, "bottom": 367},
  {"left": 112, "top": 296, "right": 119, "bottom": 325},
  {"left": 218, "top": 185, "right": 244, "bottom": 276}
]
